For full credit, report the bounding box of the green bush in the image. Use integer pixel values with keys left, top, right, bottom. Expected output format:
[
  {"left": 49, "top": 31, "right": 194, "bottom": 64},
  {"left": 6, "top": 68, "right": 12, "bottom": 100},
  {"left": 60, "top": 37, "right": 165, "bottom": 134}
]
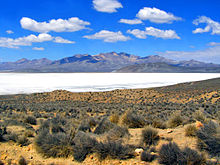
[
  {"left": 158, "top": 142, "right": 206, "bottom": 165},
  {"left": 120, "top": 110, "right": 145, "bottom": 128},
  {"left": 24, "top": 116, "right": 37, "bottom": 125},
  {"left": 167, "top": 114, "right": 183, "bottom": 128},
  {"left": 196, "top": 121, "right": 220, "bottom": 157},
  {"left": 72, "top": 131, "right": 98, "bottom": 162},
  {"left": 141, "top": 151, "right": 155, "bottom": 162},
  {"left": 152, "top": 120, "right": 166, "bottom": 129},
  {"left": 35, "top": 129, "right": 74, "bottom": 158},
  {"left": 94, "top": 140, "right": 135, "bottom": 160},
  {"left": 185, "top": 124, "right": 197, "bottom": 137},
  {"left": 141, "top": 126, "right": 159, "bottom": 147}
]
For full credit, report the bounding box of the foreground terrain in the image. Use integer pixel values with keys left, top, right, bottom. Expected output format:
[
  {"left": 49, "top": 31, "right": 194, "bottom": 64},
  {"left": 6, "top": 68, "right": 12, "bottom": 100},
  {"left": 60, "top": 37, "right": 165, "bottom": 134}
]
[{"left": 0, "top": 78, "right": 220, "bottom": 164}]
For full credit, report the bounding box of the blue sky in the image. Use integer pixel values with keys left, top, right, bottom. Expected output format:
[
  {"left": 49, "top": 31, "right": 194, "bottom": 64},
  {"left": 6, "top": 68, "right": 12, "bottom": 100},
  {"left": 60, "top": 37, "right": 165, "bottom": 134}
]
[{"left": 0, "top": 0, "right": 220, "bottom": 63}]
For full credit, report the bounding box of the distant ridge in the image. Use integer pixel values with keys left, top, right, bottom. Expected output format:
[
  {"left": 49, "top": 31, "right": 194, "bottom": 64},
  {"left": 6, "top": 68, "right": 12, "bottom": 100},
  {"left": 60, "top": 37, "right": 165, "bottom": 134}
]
[{"left": 0, "top": 52, "right": 220, "bottom": 73}]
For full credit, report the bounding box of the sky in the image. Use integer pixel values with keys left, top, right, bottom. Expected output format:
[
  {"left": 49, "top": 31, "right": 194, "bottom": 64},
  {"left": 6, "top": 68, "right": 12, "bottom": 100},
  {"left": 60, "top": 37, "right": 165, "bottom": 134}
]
[{"left": 0, "top": 0, "right": 220, "bottom": 63}]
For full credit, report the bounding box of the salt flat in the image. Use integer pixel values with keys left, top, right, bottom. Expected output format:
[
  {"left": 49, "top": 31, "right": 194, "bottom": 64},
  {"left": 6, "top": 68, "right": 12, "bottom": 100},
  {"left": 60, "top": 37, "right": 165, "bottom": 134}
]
[{"left": 0, "top": 73, "right": 219, "bottom": 95}]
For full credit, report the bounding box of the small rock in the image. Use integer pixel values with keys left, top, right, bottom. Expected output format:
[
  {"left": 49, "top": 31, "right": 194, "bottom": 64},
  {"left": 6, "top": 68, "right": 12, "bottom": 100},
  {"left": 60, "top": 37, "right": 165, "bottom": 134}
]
[
  {"left": 167, "top": 129, "right": 173, "bottom": 133},
  {"left": 135, "top": 148, "right": 144, "bottom": 156}
]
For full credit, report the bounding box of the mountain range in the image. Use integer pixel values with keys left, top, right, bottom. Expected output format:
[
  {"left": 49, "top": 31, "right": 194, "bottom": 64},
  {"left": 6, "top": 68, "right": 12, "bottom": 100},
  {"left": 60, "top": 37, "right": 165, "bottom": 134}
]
[{"left": 1, "top": 52, "right": 220, "bottom": 73}]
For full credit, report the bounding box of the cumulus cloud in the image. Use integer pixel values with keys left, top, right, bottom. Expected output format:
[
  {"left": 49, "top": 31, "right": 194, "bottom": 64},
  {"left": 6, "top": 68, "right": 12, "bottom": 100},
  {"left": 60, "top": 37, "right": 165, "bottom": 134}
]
[
  {"left": 6, "top": 30, "right": 14, "bottom": 34},
  {"left": 93, "top": 0, "right": 122, "bottom": 13},
  {"left": 20, "top": 17, "right": 90, "bottom": 33},
  {"left": 127, "top": 27, "right": 180, "bottom": 39},
  {"left": 32, "top": 47, "right": 45, "bottom": 51},
  {"left": 193, "top": 16, "right": 220, "bottom": 35},
  {"left": 0, "top": 33, "right": 53, "bottom": 48},
  {"left": 83, "top": 30, "right": 130, "bottom": 42},
  {"left": 158, "top": 45, "right": 220, "bottom": 63},
  {"left": 136, "top": 7, "right": 181, "bottom": 23},
  {"left": 119, "top": 18, "right": 143, "bottom": 25},
  {"left": 0, "top": 33, "right": 74, "bottom": 48},
  {"left": 54, "top": 37, "right": 75, "bottom": 44}
]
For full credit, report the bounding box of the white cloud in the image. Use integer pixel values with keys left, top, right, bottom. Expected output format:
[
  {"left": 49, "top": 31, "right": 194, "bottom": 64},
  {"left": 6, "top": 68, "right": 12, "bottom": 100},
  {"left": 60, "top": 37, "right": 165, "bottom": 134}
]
[
  {"left": 0, "top": 33, "right": 53, "bottom": 48},
  {"left": 32, "top": 47, "right": 45, "bottom": 51},
  {"left": 158, "top": 45, "right": 220, "bottom": 63},
  {"left": 127, "top": 29, "right": 148, "bottom": 39},
  {"left": 20, "top": 17, "right": 90, "bottom": 33},
  {"left": 83, "top": 30, "right": 130, "bottom": 42},
  {"left": 119, "top": 19, "right": 143, "bottom": 25},
  {"left": 136, "top": 7, "right": 181, "bottom": 23},
  {"left": 0, "top": 33, "right": 75, "bottom": 48},
  {"left": 208, "top": 42, "right": 220, "bottom": 46},
  {"left": 127, "top": 27, "right": 180, "bottom": 39},
  {"left": 54, "top": 37, "right": 75, "bottom": 44},
  {"left": 6, "top": 30, "right": 14, "bottom": 34},
  {"left": 193, "top": 16, "right": 220, "bottom": 35},
  {"left": 93, "top": 0, "right": 122, "bottom": 13}
]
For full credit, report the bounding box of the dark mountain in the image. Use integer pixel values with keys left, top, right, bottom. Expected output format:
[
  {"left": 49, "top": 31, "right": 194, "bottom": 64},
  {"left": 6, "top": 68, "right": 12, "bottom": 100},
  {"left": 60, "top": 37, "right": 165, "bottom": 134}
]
[
  {"left": 0, "top": 52, "right": 220, "bottom": 72},
  {"left": 114, "top": 62, "right": 220, "bottom": 73},
  {"left": 0, "top": 58, "right": 52, "bottom": 71}
]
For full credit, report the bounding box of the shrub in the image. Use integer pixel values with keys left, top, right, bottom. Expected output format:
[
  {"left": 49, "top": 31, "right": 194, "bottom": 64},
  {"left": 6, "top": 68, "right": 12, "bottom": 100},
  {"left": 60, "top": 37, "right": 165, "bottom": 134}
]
[
  {"left": 35, "top": 129, "right": 74, "bottom": 158},
  {"left": 94, "top": 140, "right": 135, "bottom": 160},
  {"left": 72, "top": 131, "right": 98, "bottom": 162},
  {"left": 158, "top": 142, "right": 206, "bottom": 165},
  {"left": 24, "top": 130, "right": 34, "bottom": 137},
  {"left": 194, "top": 110, "right": 207, "bottom": 123},
  {"left": 141, "top": 151, "right": 155, "bottom": 162},
  {"left": 180, "top": 147, "right": 206, "bottom": 165},
  {"left": 141, "top": 126, "right": 159, "bottom": 147},
  {"left": 24, "top": 116, "right": 37, "bottom": 125},
  {"left": 167, "top": 114, "right": 183, "bottom": 128},
  {"left": 185, "top": 124, "right": 197, "bottom": 137},
  {"left": 109, "top": 114, "right": 119, "bottom": 124},
  {"left": 17, "top": 136, "right": 30, "bottom": 146},
  {"left": 158, "top": 142, "right": 181, "bottom": 165},
  {"left": 106, "top": 125, "right": 130, "bottom": 141},
  {"left": 120, "top": 110, "right": 145, "bottom": 128},
  {"left": 94, "top": 118, "right": 115, "bottom": 134},
  {"left": 152, "top": 120, "right": 166, "bottom": 129},
  {"left": 18, "top": 156, "right": 27, "bottom": 165},
  {"left": 196, "top": 121, "right": 220, "bottom": 157}
]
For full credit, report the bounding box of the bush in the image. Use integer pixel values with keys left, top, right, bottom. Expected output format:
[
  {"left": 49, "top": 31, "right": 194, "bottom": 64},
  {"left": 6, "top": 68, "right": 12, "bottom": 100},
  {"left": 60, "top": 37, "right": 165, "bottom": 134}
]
[
  {"left": 24, "top": 116, "right": 37, "bottom": 125},
  {"left": 180, "top": 147, "right": 206, "bottom": 165},
  {"left": 35, "top": 129, "right": 74, "bottom": 158},
  {"left": 94, "top": 118, "right": 115, "bottom": 134},
  {"left": 120, "top": 110, "right": 145, "bottom": 128},
  {"left": 196, "top": 121, "right": 220, "bottom": 157},
  {"left": 94, "top": 140, "right": 135, "bottom": 160},
  {"left": 17, "top": 136, "right": 30, "bottom": 146},
  {"left": 72, "top": 131, "right": 98, "bottom": 162},
  {"left": 141, "top": 151, "right": 155, "bottom": 162},
  {"left": 185, "top": 124, "right": 197, "bottom": 137},
  {"left": 158, "top": 142, "right": 181, "bottom": 165},
  {"left": 158, "top": 142, "right": 206, "bottom": 165},
  {"left": 106, "top": 125, "right": 130, "bottom": 141},
  {"left": 141, "top": 126, "right": 159, "bottom": 147},
  {"left": 167, "top": 114, "right": 183, "bottom": 128},
  {"left": 109, "top": 114, "right": 119, "bottom": 124},
  {"left": 152, "top": 120, "right": 166, "bottom": 129},
  {"left": 194, "top": 110, "right": 207, "bottom": 123}
]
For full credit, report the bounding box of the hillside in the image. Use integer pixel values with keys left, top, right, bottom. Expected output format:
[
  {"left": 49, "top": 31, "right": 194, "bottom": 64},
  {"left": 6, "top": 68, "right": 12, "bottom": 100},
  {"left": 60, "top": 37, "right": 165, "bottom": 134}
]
[{"left": 0, "top": 78, "right": 219, "bottom": 164}]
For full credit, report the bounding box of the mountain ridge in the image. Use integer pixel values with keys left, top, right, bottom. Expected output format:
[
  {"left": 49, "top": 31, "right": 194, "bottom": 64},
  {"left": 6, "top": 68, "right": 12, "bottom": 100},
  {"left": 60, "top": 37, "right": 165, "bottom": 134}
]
[{"left": 0, "top": 52, "right": 220, "bottom": 72}]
